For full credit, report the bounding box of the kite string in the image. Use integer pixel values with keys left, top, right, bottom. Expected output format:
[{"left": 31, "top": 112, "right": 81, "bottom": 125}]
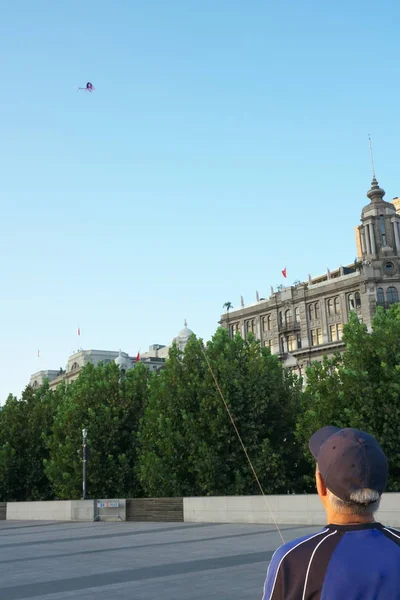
[{"left": 200, "top": 343, "right": 285, "bottom": 545}]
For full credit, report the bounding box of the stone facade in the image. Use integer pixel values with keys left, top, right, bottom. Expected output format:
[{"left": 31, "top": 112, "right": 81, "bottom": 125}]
[
  {"left": 29, "top": 322, "right": 195, "bottom": 390},
  {"left": 220, "top": 177, "right": 400, "bottom": 378}
]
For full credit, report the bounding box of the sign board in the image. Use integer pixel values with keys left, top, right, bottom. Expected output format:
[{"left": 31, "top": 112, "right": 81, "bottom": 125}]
[{"left": 97, "top": 501, "right": 119, "bottom": 508}]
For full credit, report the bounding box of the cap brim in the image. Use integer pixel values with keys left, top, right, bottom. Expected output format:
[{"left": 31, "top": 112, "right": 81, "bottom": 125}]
[{"left": 309, "top": 426, "right": 341, "bottom": 460}]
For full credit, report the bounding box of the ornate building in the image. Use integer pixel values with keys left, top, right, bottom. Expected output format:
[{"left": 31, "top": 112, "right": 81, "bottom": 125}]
[
  {"left": 29, "top": 321, "right": 195, "bottom": 389},
  {"left": 219, "top": 177, "right": 400, "bottom": 377}
]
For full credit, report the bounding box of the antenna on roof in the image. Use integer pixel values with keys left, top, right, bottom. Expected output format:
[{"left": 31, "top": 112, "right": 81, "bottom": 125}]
[{"left": 368, "top": 134, "right": 376, "bottom": 179}]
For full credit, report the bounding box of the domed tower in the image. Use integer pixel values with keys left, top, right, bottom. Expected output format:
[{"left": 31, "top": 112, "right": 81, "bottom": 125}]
[
  {"left": 114, "top": 350, "right": 132, "bottom": 372},
  {"left": 173, "top": 320, "right": 195, "bottom": 352},
  {"left": 357, "top": 177, "right": 400, "bottom": 260}
]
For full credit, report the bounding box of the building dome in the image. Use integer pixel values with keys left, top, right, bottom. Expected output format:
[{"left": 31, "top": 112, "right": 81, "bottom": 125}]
[
  {"left": 173, "top": 320, "right": 195, "bottom": 351},
  {"left": 362, "top": 176, "right": 394, "bottom": 217},
  {"left": 114, "top": 350, "right": 131, "bottom": 370},
  {"left": 367, "top": 176, "right": 386, "bottom": 203}
]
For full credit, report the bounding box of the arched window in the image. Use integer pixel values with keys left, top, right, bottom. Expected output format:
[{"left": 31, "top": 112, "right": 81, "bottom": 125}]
[
  {"left": 315, "top": 302, "right": 320, "bottom": 319},
  {"left": 355, "top": 292, "right": 361, "bottom": 309},
  {"left": 71, "top": 362, "right": 80, "bottom": 371},
  {"left": 246, "top": 320, "right": 255, "bottom": 335},
  {"left": 231, "top": 323, "right": 240, "bottom": 337},
  {"left": 348, "top": 293, "right": 355, "bottom": 311},
  {"left": 327, "top": 298, "right": 334, "bottom": 316},
  {"left": 377, "top": 288, "right": 385, "bottom": 305},
  {"left": 387, "top": 287, "right": 399, "bottom": 305},
  {"left": 295, "top": 307, "right": 300, "bottom": 323},
  {"left": 285, "top": 309, "right": 290, "bottom": 324},
  {"left": 279, "top": 311, "right": 284, "bottom": 325},
  {"left": 308, "top": 304, "right": 314, "bottom": 321},
  {"left": 334, "top": 296, "right": 340, "bottom": 314},
  {"left": 262, "top": 316, "right": 271, "bottom": 332}
]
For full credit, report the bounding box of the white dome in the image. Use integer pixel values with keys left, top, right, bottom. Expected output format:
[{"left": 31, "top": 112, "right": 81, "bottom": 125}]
[
  {"left": 176, "top": 326, "right": 194, "bottom": 340},
  {"left": 174, "top": 320, "right": 194, "bottom": 342},
  {"left": 114, "top": 350, "right": 130, "bottom": 369}
]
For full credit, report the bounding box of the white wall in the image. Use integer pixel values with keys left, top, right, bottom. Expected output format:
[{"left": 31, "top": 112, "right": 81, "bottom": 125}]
[
  {"left": 71, "top": 500, "right": 95, "bottom": 521},
  {"left": 7, "top": 500, "right": 95, "bottom": 521},
  {"left": 7, "top": 501, "right": 72, "bottom": 521},
  {"left": 184, "top": 494, "right": 400, "bottom": 527}
]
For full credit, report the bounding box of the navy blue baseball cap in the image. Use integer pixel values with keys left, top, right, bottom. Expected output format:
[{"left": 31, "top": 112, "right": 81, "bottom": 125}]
[{"left": 309, "top": 426, "right": 388, "bottom": 502}]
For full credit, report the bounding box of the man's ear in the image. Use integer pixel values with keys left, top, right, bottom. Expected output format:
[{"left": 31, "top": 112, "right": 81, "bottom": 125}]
[{"left": 316, "top": 469, "right": 328, "bottom": 497}]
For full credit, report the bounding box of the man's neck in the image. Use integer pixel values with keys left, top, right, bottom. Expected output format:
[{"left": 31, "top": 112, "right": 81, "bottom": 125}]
[{"left": 326, "top": 512, "right": 375, "bottom": 526}]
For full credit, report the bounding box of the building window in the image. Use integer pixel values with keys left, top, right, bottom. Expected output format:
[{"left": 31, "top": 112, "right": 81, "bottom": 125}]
[
  {"left": 315, "top": 302, "right": 320, "bottom": 319},
  {"left": 387, "top": 286, "right": 399, "bottom": 305},
  {"left": 330, "top": 323, "right": 343, "bottom": 342},
  {"left": 310, "top": 328, "right": 322, "bottom": 346},
  {"left": 348, "top": 293, "right": 356, "bottom": 311},
  {"left": 280, "top": 337, "right": 286, "bottom": 353},
  {"left": 262, "top": 315, "right": 271, "bottom": 332},
  {"left": 71, "top": 362, "right": 80, "bottom": 371},
  {"left": 246, "top": 320, "right": 255, "bottom": 336},
  {"left": 377, "top": 288, "right": 385, "bottom": 305},
  {"left": 355, "top": 292, "right": 361, "bottom": 309},
  {"left": 327, "top": 298, "right": 334, "bottom": 316},
  {"left": 231, "top": 323, "right": 239, "bottom": 336},
  {"left": 334, "top": 296, "right": 340, "bottom": 314},
  {"left": 279, "top": 311, "right": 284, "bottom": 325},
  {"left": 288, "top": 335, "right": 296, "bottom": 352},
  {"left": 285, "top": 309, "right": 290, "bottom": 324},
  {"left": 264, "top": 339, "right": 274, "bottom": 351},
  {"left": 383, "top": 261, "right": 395, "bottom": 276},
  {"left": 295, "top": 307, "right": 300, "bottom": 323},
  {"left": 379, "top": 215, "right": 387, "bottom": 246},
  {"left": 308, "top": 304, "right": 314, "bottom": 321}
]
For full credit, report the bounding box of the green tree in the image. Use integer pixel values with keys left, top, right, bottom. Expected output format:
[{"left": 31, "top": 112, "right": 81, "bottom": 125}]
[
  {"left": 45, "top": 361, "right": 149, "bottom": 499},
  {"left": 0, "top": 383, "right": 57, "bottom": 501},
  {"left": 296, "top": 305, "right": 400, "bottom": 491},
  {"left": 137, "top": 328, "right": 303, "bottom": 497}
]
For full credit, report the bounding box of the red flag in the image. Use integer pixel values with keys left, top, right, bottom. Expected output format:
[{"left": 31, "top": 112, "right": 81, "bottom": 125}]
[
  {"left": 78, "top": 327, "right": 81, "bottom": 336},
  {"left": 135, "top": 351, "right": 140, "bottom": 362},
  {"left": 282, "top": 268, "right": 287, "bottom": 278}
]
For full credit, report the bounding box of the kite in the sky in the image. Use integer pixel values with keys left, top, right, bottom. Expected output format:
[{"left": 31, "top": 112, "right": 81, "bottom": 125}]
[{"left": 77, "top": 82, "right": 95, "bottom": 92}]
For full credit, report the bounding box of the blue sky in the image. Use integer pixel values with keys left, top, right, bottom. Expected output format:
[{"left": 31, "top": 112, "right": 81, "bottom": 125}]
[{"left": 1, "top": 0, "right": 399, "bottom": 401}]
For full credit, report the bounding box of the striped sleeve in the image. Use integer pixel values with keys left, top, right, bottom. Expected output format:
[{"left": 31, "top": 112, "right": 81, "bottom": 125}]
[{"left": 261, "top": 530, "right": 329, "bottom": 600}]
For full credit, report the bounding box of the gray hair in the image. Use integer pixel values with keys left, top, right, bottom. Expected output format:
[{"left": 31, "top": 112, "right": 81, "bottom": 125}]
[
  {"left": 316, "top": 466, "right": 381, "bottom": 516},
  {"left": 327, "top": 488, "right": 381, "bottom": 516}
]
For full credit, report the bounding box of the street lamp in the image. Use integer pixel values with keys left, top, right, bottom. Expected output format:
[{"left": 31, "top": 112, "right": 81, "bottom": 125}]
[{"left": 82, "top": 428, "right": 87, "bottom": 500}]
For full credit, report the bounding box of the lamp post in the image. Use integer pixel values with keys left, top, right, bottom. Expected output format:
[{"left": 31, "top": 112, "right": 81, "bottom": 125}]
[{"left": 82, "top": 428, "right": 87, "bottom": 500}]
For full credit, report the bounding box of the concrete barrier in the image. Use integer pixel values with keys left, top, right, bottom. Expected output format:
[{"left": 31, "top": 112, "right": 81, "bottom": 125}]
[
  {"left": 7, "top": 500, "right": 95, "bottom": 521},
  {"left": 5, "top": 494, "right": 400, "bottom": 525},
  {"left": 184, "top": 493, "right": 400, "bottom": 527}
]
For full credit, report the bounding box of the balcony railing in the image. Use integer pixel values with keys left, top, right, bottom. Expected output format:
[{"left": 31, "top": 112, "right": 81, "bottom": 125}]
[{"left": 278, "top": 318, "right": 301, "bottom": 333}]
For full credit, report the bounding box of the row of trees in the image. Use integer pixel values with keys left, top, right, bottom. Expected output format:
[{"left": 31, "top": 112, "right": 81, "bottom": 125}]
[{"left": 1, "top": 306, "right": 400, "bottom": 501}]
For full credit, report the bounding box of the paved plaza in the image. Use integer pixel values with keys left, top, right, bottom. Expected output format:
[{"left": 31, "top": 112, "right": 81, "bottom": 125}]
[{"left": 0, "top": 520, "right": 319, "bottom": 599}]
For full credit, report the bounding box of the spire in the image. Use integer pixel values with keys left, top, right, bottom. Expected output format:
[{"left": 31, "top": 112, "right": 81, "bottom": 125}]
[
  {"left": 184, "top": 318, "right": 187, "bottom": 327},
  {"left": 367, "top": 176, "right": 386, "bottom": 203}
]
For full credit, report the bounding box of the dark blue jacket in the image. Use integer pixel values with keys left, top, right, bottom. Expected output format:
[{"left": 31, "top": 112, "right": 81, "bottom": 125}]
[{"left": 262, "top": 523, "right": 400, "bottom": 599}]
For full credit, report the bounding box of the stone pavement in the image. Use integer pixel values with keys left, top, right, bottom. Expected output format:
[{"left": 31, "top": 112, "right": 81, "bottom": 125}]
[{"left": 0, "top": 520, "right": 320, "bottom": 599}]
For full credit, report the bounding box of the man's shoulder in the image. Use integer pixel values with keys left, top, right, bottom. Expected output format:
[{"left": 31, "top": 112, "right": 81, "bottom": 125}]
[
  {"left": 379, "top": 525, "right": 400, "bottom": 547},
  {"left": 272, "top": 528, "right": 330, "bottom": 564}
]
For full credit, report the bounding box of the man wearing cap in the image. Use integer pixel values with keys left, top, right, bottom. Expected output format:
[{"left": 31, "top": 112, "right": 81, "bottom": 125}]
[{"left": 261, "top": 426, "right": 400, "bottom": 599}]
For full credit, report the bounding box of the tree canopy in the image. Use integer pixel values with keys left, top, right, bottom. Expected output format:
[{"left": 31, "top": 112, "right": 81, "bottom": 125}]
[{"left": 1, "top": 308, "right": 400, "bottom": 501}]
